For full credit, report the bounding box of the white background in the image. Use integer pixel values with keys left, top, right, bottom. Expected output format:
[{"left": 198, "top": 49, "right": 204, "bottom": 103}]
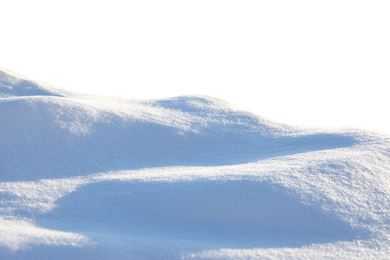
[{"left": 1, "top": 0, "right": 389, "bottom": 133}]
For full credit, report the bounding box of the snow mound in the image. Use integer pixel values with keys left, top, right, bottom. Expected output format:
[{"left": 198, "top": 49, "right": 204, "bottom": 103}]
[
  {"left": 1, "top": 68, "right": 390, "bottom": 259},
  {"left": 0, "top": 68, "right": 74, "bottom": 98}
]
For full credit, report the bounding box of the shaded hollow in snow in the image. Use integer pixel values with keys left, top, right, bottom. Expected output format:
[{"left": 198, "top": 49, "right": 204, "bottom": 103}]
[{"left": 38, "top": 179, "right": 360, "bottom": 249}]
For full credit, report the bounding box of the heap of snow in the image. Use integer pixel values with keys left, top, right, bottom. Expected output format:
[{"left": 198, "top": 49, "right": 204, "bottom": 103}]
[{"left": 0, "top": 68, "right": 389, "bottom": 259}]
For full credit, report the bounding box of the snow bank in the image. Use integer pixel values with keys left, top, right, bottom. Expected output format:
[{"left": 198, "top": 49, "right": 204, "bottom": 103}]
[{"left": 1, "top": 68, "right": 390, "bottom": 259}]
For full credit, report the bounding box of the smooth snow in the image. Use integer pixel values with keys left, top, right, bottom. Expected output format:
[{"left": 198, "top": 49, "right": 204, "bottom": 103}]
[{"left": 1, "top": 68, "right": 390, "bottom": 259}]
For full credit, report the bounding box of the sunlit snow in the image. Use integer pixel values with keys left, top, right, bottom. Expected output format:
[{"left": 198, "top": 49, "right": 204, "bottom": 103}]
[{"left": 1, "top": 68, "right": 390, "bottom": 259}]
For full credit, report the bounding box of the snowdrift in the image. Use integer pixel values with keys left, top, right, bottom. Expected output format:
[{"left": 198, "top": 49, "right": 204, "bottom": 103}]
[{"left": 1, "top": 68, "right": 390, "bottom": 259}]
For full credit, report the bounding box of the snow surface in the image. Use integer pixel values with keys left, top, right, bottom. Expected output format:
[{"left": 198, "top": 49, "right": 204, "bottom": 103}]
[{"left": 1, "top": 68, "right": 390, "bottom": 259}]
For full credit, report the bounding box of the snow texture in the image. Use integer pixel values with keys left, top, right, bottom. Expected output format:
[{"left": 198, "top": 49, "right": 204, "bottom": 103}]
[{"left": 1, "top": 68, "right": 390, "bottom": 259}]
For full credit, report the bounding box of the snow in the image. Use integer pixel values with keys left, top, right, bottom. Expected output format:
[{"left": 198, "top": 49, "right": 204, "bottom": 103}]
[{"left": 1, "top": 68, "right": 390, "bottom": 259}]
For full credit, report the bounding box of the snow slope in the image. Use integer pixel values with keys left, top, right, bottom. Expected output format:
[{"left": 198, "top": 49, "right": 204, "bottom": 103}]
[{"left": 1, "top": 68, "right": 390, "bottom": 259}]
